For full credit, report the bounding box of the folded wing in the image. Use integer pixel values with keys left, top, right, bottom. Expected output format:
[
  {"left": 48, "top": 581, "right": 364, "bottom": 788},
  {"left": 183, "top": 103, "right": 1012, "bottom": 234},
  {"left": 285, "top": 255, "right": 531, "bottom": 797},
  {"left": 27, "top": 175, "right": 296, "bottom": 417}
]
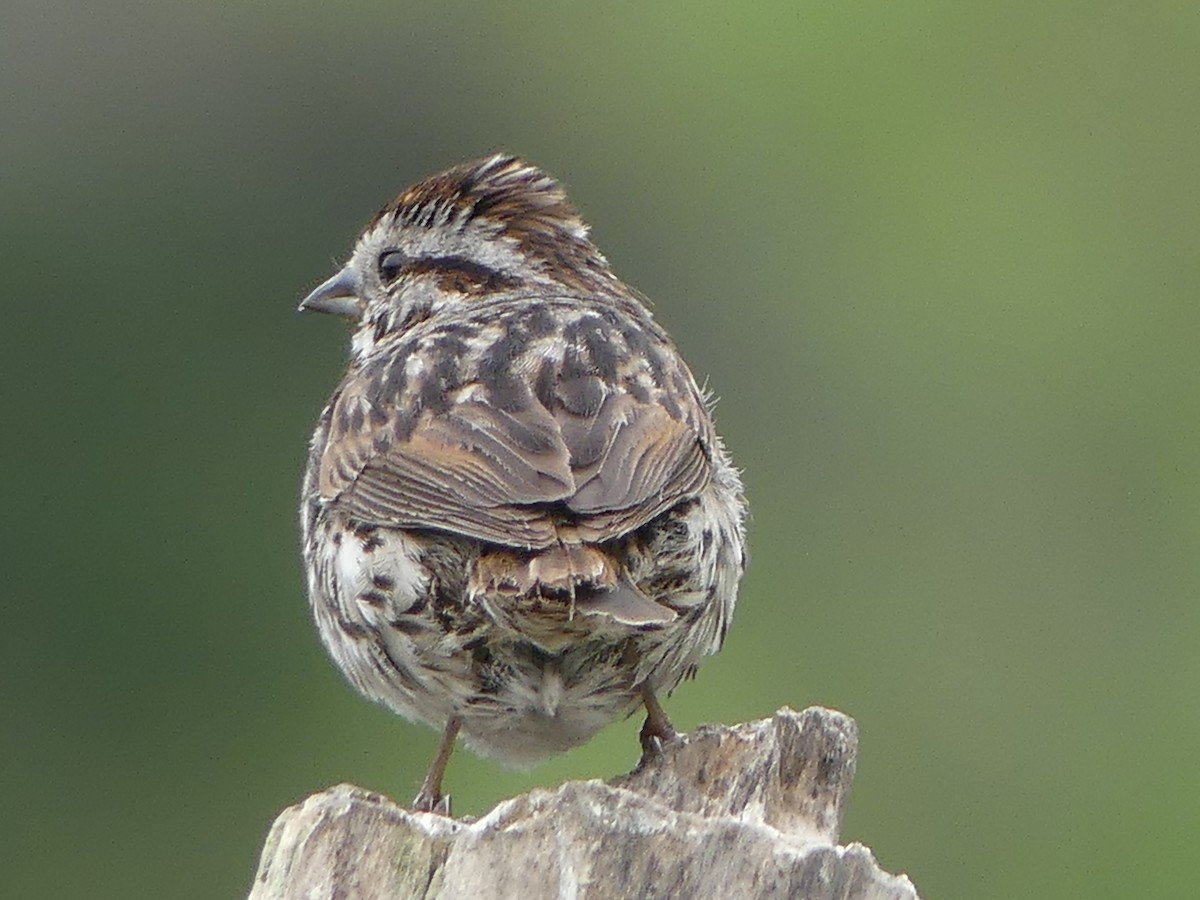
[{"left": 317, "top": 342, "right": 712, "bottom": 550}]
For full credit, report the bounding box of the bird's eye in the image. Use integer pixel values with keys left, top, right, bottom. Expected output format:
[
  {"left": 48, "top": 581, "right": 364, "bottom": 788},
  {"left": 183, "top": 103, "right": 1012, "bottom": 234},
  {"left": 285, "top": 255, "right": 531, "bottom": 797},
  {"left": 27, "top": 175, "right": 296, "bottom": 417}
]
[{"left": 378, "top": 250, "right": 406, "bottom": 283}]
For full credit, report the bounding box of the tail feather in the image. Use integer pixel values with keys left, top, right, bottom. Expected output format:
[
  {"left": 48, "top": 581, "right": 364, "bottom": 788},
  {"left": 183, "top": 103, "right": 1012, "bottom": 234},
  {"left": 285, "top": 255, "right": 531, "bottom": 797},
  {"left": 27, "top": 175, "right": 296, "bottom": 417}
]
[
  {"left": 573, "top": 580, "right": 677, "bottom": 626},
  {"left": 469, "top": 544, "right": 676, "bottom": 627}
]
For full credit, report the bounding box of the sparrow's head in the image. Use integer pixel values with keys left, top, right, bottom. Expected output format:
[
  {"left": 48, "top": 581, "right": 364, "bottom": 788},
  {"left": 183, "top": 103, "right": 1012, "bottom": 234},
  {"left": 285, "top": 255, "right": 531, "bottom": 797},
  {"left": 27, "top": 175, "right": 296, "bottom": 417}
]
[{"left": 300, "top": 155, "right": 616, "bottom": 356}]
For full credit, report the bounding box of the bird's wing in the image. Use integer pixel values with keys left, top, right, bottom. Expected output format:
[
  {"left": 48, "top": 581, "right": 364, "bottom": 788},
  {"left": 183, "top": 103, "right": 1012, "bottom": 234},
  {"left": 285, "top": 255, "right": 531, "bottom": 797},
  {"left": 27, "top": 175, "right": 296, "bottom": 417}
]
[{"left": 315, "top": 325, "right": 712, "bottom": 550}]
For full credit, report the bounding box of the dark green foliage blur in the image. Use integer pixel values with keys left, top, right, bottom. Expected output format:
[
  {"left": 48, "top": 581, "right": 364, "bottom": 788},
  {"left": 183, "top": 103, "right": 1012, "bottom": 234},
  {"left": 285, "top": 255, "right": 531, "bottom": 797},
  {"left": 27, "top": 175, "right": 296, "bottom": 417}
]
[{"left": 3, "top": 3, "right": 1197, "bottom": 897}]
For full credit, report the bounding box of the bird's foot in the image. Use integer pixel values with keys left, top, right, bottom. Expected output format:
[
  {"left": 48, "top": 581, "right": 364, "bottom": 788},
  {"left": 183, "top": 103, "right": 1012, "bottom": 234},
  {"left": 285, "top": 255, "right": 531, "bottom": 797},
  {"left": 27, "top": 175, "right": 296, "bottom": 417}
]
[
  {"left": 411, "top": 788, "right": 453, "bottom": 817},
  {"left": 636, "top": 684, "right": 679, "bottom": 769}
]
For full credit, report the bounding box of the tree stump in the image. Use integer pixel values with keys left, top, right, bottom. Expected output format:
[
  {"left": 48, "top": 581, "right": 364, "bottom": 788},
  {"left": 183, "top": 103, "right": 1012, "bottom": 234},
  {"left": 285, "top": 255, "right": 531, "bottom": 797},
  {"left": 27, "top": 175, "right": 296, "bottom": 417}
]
[{"left": 249, "top": 706, "right": 920, "bottom": 899}]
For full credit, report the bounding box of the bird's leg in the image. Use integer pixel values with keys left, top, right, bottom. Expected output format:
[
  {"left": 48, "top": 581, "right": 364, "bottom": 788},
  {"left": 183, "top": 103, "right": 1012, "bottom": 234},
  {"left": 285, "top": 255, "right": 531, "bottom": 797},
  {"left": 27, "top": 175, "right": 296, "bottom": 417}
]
[
  {"left": 412, "top": 716, "right": 461, "bottom": 815},
  {"left": 638, "top": 682, "right": 678, "bottom": 765}
]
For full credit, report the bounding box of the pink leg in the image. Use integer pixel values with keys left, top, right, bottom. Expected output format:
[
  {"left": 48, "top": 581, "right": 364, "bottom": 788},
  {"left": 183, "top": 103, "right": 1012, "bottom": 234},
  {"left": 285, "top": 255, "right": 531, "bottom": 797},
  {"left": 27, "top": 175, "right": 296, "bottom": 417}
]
[
  {"left": 412, "top": 716, "right": 461, "bottom": 815},
  {"left": 638, "top": 683, "right": 678, "bottom": 763}
]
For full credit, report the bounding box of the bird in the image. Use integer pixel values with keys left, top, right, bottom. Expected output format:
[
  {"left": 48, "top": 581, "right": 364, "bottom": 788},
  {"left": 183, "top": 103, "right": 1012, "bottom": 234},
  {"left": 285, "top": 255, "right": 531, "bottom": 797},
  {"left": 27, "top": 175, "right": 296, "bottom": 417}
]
[{"left": 298, "top": 154, "right": 747, "bottom": 813}]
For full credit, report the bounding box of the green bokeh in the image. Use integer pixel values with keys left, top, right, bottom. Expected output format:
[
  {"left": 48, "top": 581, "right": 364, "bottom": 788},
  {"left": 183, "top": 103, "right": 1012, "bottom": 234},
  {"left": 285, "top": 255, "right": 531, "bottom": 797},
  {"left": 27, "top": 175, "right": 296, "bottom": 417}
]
[{"left": 4, "top": 3, "right": 1197, "bottom": 897}]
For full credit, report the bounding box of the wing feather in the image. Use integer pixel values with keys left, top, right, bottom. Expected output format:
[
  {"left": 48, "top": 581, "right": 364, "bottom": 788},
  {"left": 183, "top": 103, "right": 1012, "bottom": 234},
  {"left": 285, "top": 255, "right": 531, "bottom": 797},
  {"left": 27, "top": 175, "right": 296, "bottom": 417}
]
[{"left": 316, "top": 316, "right": 712, "bottom": 549}]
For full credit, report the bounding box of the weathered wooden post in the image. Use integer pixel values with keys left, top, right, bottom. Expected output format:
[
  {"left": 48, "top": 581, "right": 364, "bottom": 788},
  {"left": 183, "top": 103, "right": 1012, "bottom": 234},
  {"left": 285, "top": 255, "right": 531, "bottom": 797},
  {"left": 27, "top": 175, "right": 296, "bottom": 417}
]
[{"left": 249, "top": 706, "right": 920, "bottom": 899}]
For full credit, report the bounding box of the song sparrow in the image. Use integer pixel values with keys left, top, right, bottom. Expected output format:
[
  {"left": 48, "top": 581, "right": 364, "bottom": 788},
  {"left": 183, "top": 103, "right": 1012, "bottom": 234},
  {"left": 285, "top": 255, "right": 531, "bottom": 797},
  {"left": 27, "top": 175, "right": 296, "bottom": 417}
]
[{"left": 298, "top": 155, "right": 747, "bottom": 813}]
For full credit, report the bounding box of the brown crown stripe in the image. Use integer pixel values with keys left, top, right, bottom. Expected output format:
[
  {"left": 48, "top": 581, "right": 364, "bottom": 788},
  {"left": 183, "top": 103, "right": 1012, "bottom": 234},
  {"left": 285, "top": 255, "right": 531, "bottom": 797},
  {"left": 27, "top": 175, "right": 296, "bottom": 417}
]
[{"left": 367, "top": 155, "right": 616, "bottom": 292}]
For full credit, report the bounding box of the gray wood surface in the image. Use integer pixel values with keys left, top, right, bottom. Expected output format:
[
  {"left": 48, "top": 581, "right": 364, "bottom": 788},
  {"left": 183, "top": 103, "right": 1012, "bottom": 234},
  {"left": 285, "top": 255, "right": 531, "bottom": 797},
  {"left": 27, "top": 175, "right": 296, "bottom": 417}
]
[{"left": 249, "top": 707, "right": 919, "bottom": 900}]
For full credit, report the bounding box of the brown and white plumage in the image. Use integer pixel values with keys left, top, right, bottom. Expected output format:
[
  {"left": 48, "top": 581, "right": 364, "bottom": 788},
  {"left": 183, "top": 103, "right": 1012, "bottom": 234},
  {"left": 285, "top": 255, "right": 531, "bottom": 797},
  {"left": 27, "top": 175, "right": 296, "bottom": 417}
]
[{"left": 299, "top": 155, "right": 746, "bottom": 812}]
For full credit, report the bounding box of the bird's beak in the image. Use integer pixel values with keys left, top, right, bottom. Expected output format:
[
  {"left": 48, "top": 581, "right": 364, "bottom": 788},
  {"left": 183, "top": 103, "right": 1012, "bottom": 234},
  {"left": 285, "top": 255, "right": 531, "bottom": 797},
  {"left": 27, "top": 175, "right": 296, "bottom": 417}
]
[{"left": 299, "top": 266, "right": 363, "bottom": 318}]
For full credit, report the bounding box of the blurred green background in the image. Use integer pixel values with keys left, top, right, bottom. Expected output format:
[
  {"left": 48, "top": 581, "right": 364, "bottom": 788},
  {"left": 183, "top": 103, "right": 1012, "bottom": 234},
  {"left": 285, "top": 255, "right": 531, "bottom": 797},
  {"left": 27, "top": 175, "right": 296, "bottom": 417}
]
[{"left": 3, "top": 2, "right": 1197, "bottom": 897}]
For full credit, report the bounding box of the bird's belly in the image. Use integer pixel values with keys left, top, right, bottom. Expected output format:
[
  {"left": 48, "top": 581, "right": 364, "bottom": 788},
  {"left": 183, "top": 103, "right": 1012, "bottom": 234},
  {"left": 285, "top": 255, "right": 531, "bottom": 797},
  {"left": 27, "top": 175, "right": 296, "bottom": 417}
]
[
  {"left": 303, "top": 469, "right": 745, "bottom": 766},
  {"left": 453, "top": 645, "right": 644, "bottom": 766}
]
